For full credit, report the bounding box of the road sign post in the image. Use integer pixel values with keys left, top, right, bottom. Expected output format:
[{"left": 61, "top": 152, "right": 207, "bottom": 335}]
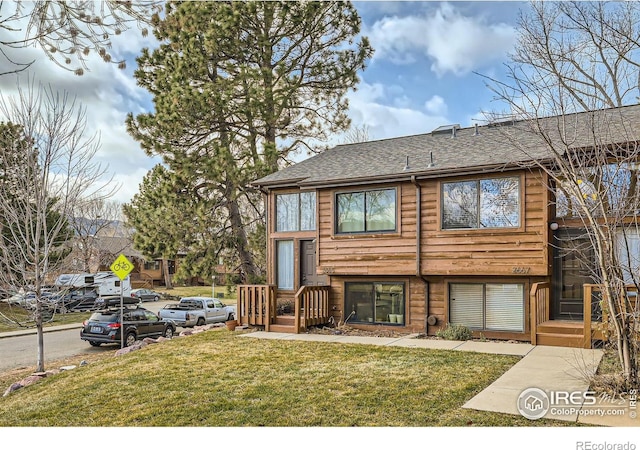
[{"left": 110, "top": 254, "right": 134, "bottom": 348}]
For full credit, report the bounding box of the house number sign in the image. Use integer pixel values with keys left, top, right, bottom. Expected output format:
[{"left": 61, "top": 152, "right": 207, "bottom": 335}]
[{"left": 512, "top": 267, "right": 531, "bottom": 274}]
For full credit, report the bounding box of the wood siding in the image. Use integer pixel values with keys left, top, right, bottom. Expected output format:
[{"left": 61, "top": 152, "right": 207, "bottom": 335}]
[
  {"left": 317, "top": 183, "right": 417, "bottom": 276},
  {"left": 420, "top": 170, "right": 550, "bottom": 276},
  {"left": 265, "top": 168, "right": 553, "bottom": 338}
]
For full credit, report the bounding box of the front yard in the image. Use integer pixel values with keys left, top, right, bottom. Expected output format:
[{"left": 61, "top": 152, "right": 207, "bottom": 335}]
[{"left": 0, "top": 329, "right": 575, "bottom": 426}]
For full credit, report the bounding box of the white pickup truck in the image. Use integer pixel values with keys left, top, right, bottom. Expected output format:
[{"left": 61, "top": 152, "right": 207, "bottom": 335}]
[{"left": 158, "top": 297, "right": 236, "bottom": 327}]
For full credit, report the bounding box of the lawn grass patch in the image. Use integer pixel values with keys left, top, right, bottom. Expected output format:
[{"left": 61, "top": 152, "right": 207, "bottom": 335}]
[
  {"left": 0, "top": 331, "right": 574, "bottom": 427},
  {"left": 0, "top": 302, "right": 90, "bottom": 333},
  {"left": 159, "top": 285, "right": 235, "bottom": 302}
]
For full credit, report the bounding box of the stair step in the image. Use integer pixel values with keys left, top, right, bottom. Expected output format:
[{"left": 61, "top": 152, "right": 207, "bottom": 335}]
[
  {"left": 268, "top": 324, "right": 297, "bottom": 333},
  {"left": 274, "top": 316, "right": 295, "bottom": 326},
  {"left": 537, "top": 322, "right": 584, "bottom": 335},
  {"left": 536, "top": 332, "right": 585, "bottom": 348}
]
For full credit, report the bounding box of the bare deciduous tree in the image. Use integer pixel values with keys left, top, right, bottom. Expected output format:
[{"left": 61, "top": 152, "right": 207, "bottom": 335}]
[
  {"left": 0, "top": 80, "right": 115, "bottom": 372},
  {"left": 342, "top": 124, "right": 373, "bottom": 144},
  {"left": 0, "top": 0, "right": 162, "bottom": 76},
  {"left": 69, "top": 199, "right": 123, "bottom": 272},
  {"left": 482, "top": 1, "right": 640, "bottom": 387}
]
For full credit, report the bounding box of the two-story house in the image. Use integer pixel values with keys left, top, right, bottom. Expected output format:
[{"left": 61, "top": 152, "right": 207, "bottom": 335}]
[{"left": 237, "top": 104, "right": 640, "bottom": 348}]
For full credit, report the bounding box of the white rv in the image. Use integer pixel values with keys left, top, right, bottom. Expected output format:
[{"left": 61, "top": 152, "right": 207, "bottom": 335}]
[{"left": 55, "top": 272, "right": 131, "bottom": 297}]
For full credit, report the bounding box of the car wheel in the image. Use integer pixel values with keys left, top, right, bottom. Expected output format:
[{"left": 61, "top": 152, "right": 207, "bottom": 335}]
[
  {"left": 227, "top": 313, "right": 234, "bottom": 321},
  {"left": 153, "top": 296, "right": 159, "bottom": 302},
  {"left": 58, "top": 306, "right": 68, "bottom": 314},
  {"left": 196, "top": 317, "right": 205, "bottom": 326},
  {"left": 125, "top": 332, "right": 137, "bottom": 347},
  {"left": 89, "top": 341, "right": 101, "bottom": 347},
  {"left": 163, "top": 327, "right": 174, "bottom": 339}
]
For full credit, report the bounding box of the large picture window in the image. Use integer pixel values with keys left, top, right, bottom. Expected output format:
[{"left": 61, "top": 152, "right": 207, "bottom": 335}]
[
  {"left": 345, "top": 282, "right": 405, "bottom": 325},
  {"left": 276, "top": 191, "right": 316, "bottom": 232},
  {"left": 442, "top": 177, "right": 520, "bottom": 229},
  {"left": 449, "top": 283, "right": 524, "bottom": 332},
  {"left": 337, "top": 188, "right": 396, "bottom": 233}
]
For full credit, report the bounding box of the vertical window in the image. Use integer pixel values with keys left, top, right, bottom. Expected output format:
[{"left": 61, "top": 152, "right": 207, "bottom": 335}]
[
  {"left": 276, "top": 192, "right": 316, "bottom": 232},
  {"left": 276, "top": 240, "right": 294, "bottom": 290},
  {"left": 300, "top": 192, "right": 316, "bottom": 231},
  {"left": 337, "top": 188, "right": 396, "bottom": 233},
  {"left": 442, "top": 177, "right": 520, "bottom": 229}
]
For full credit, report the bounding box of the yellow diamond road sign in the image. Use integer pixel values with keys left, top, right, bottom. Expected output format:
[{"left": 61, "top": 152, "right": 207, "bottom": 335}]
[{"left": 110, "top": 254, "right": 134, "bottom": 281}]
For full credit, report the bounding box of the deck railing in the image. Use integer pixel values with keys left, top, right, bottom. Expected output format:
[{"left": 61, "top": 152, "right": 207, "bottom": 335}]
[
  {"left": 294, "top": 285, "right": 330, "bottom": 334},
  {"left": 237, "top": 285, "right": 277, "bottom": 331},
  {"left": 582, "top": 284, "right": 639, "bottom": 345},
  {"left": 529, "top": 282, "right": 550, "bottom": 345}
]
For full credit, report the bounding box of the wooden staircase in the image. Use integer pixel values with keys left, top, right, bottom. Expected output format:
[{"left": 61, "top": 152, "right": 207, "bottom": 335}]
[
  {"left": 535, "top": 320, "right": 585, "bottom": 348},
  {"left": 268, "top": 315, "right": 297, "bottom": 333}
]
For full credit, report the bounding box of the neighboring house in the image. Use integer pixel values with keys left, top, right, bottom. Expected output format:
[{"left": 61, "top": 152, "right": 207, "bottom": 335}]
[{"left": 239, "top": 104, "right": 640, "bottom": 349}]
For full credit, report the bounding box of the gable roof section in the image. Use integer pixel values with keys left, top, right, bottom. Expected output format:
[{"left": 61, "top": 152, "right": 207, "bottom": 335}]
[
  {"left": 253, "top": 104, "right": 640, "bottom": 189},
  {"left": 94, "top": 236, "right": 143, "bottom": 259}
]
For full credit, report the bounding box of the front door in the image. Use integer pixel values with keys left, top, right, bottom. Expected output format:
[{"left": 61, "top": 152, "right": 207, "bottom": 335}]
[
  {"left": 300, "top": 240, "right": 319, "bottom": 286},
  {"left": 552, "top": 229, "right": 595, "bottom": 320}
]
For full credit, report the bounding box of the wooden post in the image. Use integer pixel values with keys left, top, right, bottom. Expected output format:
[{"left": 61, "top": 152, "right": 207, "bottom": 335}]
[
  {"left": 530, "top": 282, "right": 538, "bottom": 345},
  {"left": 583, "top": 284, "right": 592, "bottom": 349}
]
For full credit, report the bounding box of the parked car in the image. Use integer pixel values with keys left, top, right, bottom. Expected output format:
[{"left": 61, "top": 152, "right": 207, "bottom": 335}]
[
  {"left": 158, "top": 296, "right": 236, "bottom": 327},
  {"left": 93, "top": 295, "right": 140, "bottom": 309},
  {"left": 80, "top": 306, "right": 176, "bottom": 347},
  {"left": 48, "top": 290, "right": 99, "bottom": 313},
  {"left": 130, "top": 288, "right": 161, "bottom": 302}
]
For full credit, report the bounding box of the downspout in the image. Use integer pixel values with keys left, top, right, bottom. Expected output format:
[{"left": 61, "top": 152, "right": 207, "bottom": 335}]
[{"left": 411, "top": 176, "right": 430, "bottom": 334}]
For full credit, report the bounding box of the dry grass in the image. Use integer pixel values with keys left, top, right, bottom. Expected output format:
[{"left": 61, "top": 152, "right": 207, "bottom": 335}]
[
  {"left": 0, "top": 302, "right": 90, "bottom": 334},
  {"left": 0, "top": 330, "right": 577, "bottom": 427}
]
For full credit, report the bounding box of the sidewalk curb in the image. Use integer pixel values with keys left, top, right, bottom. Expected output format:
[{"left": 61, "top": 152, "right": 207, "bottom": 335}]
[{"left": 0, "top": 323, "right": 82, "bottom": 339}]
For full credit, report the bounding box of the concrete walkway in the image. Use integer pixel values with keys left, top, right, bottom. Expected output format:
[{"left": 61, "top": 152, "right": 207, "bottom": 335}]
[{"left": 239, "top": 331, "right": 637, "bottom": 427}]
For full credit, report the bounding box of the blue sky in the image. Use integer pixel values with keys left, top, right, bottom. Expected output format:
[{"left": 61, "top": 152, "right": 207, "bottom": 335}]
[{"left": 0, "top": 1, "right": 527, "bottom": 204}]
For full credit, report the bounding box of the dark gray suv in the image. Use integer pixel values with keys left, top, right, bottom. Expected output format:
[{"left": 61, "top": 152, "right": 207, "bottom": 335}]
[{"left": 80, "top": 306, "right": 176, "bottom": 347}]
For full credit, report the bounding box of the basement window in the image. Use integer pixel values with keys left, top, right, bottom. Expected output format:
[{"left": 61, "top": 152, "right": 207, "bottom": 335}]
[{"left": 345, "top": 282, "right": 405, "bottom": 325}]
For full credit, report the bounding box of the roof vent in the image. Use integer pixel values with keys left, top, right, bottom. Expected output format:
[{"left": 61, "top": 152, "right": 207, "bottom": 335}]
[
  {"left": 474, "top": 123, "right": 480, "bottom": 136},
  {"left": 487, "top": 115, "right": 517, "bottom": 127},
  {"left": 427, "top": 152, "right": 435, "bottom": 168},
  {"left": 403, "top": 155, "right": 410, "bottom": 171},
  {"left": 431, "top": 124, "right": 460, "bottom": 136}
]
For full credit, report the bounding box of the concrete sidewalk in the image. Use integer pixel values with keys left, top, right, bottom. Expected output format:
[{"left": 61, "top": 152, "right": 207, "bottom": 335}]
[
  {"left": 239, "top": 331, "right": 636, "bottom": 427},
  {"left": 0, "top": 323, "right": 81, "bottom": 339}
]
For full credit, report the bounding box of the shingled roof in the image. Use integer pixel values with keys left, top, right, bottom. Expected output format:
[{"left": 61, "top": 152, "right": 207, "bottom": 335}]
[{"left": 254, "top": 104, "right": 640, "bottom": 189}]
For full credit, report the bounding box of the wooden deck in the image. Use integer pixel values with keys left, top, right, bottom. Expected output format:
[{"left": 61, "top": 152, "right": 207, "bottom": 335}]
[
  {"left": 237, "top": 285, "right": 331, "bottom": 333},
  {"left": 530, "top": 282, "right": 611, "bottom": 348}
]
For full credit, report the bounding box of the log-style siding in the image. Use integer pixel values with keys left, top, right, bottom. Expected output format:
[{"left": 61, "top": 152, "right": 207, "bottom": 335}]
[
  {"left": 420, "top": 170, "right": 550, "bottom": 276},
  {"left": 317, "top": 183, "right": 417, "bottom": 276},
  {"left": 265, "top": 168, "right": 552, "bottom": 337}
]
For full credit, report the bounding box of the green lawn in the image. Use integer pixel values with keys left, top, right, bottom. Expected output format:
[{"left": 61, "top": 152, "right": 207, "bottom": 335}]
[
  {"left": 0, "top": 302, "right": 90, "bottom": 334},
  {"left": 0, "top": 330, "right": 576, "bottom": 427},
  {"left": 158, "top": 285, "right": 236, "bottom": 302}
]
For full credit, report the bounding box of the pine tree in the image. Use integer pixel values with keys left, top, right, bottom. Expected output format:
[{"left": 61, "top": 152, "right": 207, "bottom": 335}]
[{"left": 126, "top": 1, "right": 372, "bottom": 282}]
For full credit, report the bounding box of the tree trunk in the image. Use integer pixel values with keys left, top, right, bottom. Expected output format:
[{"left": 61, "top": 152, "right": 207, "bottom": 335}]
[
  {"left": 226, "top": 198, "right": 258, "bottom": 283},
  {"left": 35, "top": 302, "right": 45, "bottom": 372},
  {"left": 162, "top": 258, "right": 173, "bottom": 289}
]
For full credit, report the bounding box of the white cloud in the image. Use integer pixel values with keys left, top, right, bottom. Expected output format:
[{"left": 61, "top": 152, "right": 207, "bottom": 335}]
[
  {"left": 364, "top": 2, "right": 516, "bottom": 76},
  {"left": 345, "top": 81, "right": 450, "bottom": 141},
  {"left": 424, "top": 95, "right": 447, "bottom": 116},
  {"left": 0, "top": 20, "right": 158, "bottom": 205}
]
